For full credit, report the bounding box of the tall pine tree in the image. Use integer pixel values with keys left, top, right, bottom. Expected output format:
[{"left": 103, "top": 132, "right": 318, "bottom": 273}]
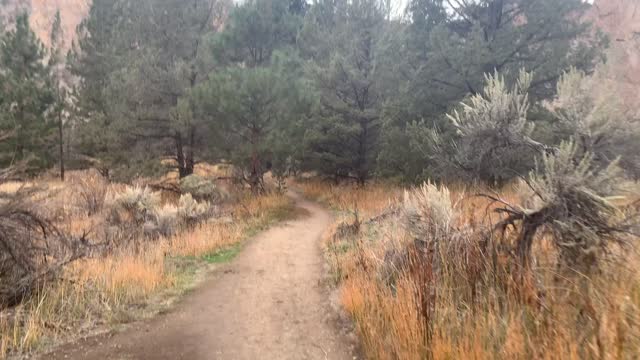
[
  {"left": 49, "top": 9, "right": 67, "bottom": 180},
  {"left": 304, "top": 0, "right": 390, "bottom": 185},
  {"left": 0, "top": 13, "right": 54, "bottom": 172}
]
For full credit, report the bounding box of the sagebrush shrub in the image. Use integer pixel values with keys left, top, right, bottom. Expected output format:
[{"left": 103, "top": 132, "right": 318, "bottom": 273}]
[
  {"left": 509, "top": 141, "right": 630, "bottom": 269},
  {"left": 108, "top": 186, "right": 160, "bottom": 226},
  {"left": 177, "top": 194, "right": 213, "bottom": 226},
  {"left": 154, "top": 204, "right": 179, "bottom": 237},
  {"left": 180, "top": 175, "right": 221, "bottom": 202},
  {"left": 402, "top": 182, "right": 457, "bottom": 247}
]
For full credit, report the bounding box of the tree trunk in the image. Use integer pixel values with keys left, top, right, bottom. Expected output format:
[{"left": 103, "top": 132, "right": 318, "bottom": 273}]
[
  {"left": 249, "top": 129, "right": 264, "bottom": 194},
  {"left": 186, "top": 126, "right": 196, "bottom": 175},
  {"left": 58, "top": 111, "right": 65, "bottom": 181},
  {"left": 175, "top": 133, "right": 194, "bottom": 178},
  {"left": 249, "top": 149, "right": 263, "bottom": 194},
  {"left": 356, "top": 120, "right": 369, "bottom": 187}
]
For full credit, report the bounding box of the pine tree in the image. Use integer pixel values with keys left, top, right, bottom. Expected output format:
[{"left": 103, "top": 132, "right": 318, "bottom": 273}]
[
  {"left": 67, "top": 0, "right": 126, "bottom": 177},
  {"left": 423, "top": 0, "right": 602, "bottom": 104},
  {"left": 304, "top": 0, "right": 389, "bottom": 185},
  {"left": 194, "top": 65, "right": 291, "bottom": 192},
  {"left": 68, "top": 0, "right": 124, "bottom": 120},
  {"left": 378, "top": 0, "right": 604, "bottom": 182},
  {"left": 0, "top": 13, "right": 55, "bottom": 172},
  {"left": 115, "top": 0, "right": 225, "bottom": 178},
  {"left": 212, "top": 0, "right": 302, "bottom": 67},
  {"left": 69, "top": 0, "right": 227, "bottom": 179},
  {"left": 49, "top": 10, "right": 67, "bottom": 180}
]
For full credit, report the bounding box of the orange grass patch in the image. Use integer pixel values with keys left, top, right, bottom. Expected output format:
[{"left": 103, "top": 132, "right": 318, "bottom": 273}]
[
  {"left": 320, "top": 181, "right": 640, "bottom": 360},
  {"left": 0, "top": 177, "right": 294, "bottom": 358}
]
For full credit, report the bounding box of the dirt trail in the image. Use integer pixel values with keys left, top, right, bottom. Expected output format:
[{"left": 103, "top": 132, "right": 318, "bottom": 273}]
[{"left": 43, "top": 193, "right": 357, "bottom": 360}]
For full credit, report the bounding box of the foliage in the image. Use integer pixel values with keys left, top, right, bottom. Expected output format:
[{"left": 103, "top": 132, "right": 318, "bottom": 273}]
[
  {"left": 176, "top": 193, "right": 214, "bottom": 226},
  {"left": 303, "top": 0, "right": 390, "bottom": 185},
  {"left": 0, "top": 14, "right": 55, "bottom": 172},
  {"left": 402, "top": 182, "right": 456, "bottom": 248},
  {"left": 548, "top": 67, "right": 640, "bottom": 178},
  {"left": 423, "top": 71, "right": 548, "bottom": 183},
  {"left": 194, "top": 65, "right": 292, "bottom": 192},
  {"left": 212, "top": 0, "right": 301, "bottom": 66},
  {"left": 70, "top": 0, "right": 228, "bottom": 179},
  {"left": 378, "top": 0, "right": 603, "bottom": 182},
  {"left": 499, "top": 141, "right": 631, "bottom": 269},
  {"left": 67, "top": 0, "right": 127, "bottom": 174},
  {"left": 153, "top": 204, "right": 179, "bottom": 237},
  {"left": 108, "top": 186, "right": 160, "bottom": 226},
  {"left": 180, "top": 174, "right": 220, "bottom": 202}
]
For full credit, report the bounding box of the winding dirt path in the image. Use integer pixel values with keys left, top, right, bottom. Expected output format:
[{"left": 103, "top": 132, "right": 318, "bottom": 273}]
[{"left": 43, "top": 193, "right": 357, "bottom": 360}]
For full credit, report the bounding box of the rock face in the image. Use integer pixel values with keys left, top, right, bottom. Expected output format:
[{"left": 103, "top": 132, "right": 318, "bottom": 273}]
[
  {"left": 0, "top": 0, "right": 31, "bottom": 26},
  {"left": 29, "top": 0, "right": 89, "bottom": 49},
  {"left": 589, "top": 0, "right": 640, "bottom": 107},
  {"left": 1, "top": 0, "right": 88, "bottom": 50}
]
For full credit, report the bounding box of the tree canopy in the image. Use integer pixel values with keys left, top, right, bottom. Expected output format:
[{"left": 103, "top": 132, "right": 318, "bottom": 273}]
[{"left": 0, "top": 0, "right": 626, "bottom": 186}]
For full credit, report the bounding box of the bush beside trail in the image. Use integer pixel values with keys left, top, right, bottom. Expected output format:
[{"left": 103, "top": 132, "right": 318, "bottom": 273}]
[{"left": 0, "top": 170, "right": 295, "bottom": 358}]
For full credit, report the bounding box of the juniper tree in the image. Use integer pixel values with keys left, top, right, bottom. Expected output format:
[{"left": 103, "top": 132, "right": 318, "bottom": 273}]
[
  {"left": 113, "top": 0, "right": 225, "bottom": 178},
  {"left": 202, "top": 0, "right": 308, "bottom": 188},
  {"left": 70, "top": 0, "right": 227, "bottom": 179},
  {"left": 0, "top": 14, "right": 55, "bottom": 172},
  {"left": 426, "top": 0, "right": 601, "bottom": 103}
]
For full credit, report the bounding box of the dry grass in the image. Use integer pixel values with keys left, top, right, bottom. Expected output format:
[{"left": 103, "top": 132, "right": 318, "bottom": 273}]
[
  {"left": 297, "top": 180, "right": 402, "bottom": 218},
  {"left": 0, "top": 173, "right": 294, "bottom": 359},
  {"left": 307, "top": 179, "right": 640, "bottom": 360}
]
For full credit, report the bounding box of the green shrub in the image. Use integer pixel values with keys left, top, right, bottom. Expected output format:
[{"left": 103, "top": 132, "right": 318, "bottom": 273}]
[
  {"left": 180, "top": 175, "right": 221, "bottom": 202},
  {"left": 108, "top": 186, "right": 160, "bottom": 226}
]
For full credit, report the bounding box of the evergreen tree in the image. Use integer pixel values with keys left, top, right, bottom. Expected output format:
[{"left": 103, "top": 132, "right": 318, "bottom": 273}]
[
  {"left": 69, "top": 0, "right": 227, "bottom": 179},
  {"left": 304, "top": 0, "right": 390, "bottom": 185},
  {"left": 194, "top": 65, "right": 293, "bottom": 192},
  {"left": 212, "top": 0, "right": 303, "bottom": 67},
  {"left": 67, "top": 0, "right": 126, "bottom": 176},
  {"left": 0, "top": 14, "right": 54, "bottom": 172},
  {"left": 378, "top": 0, "right": 605, "bottom": 182},
  {"left": 111, "top": 0, "right": 223, "bottom": 178},
  {"left": 424, "top": 0, "right": 601, "bottom": 103},
  {"left": 49, "top": 9, "right": 67, "bottom": 180}
]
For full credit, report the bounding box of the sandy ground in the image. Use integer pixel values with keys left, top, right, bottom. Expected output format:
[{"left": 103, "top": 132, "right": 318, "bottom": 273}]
[{"left": 41, "top": 193, "right": 358, "bottom": 360}]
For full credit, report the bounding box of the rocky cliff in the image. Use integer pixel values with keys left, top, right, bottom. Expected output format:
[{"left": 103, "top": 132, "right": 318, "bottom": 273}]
[
  {"left": 590, "top": 0, "right": 640, "bottom": 108},
  {"left": 1, "top": 0, "right": 88, "bottom": 49}
]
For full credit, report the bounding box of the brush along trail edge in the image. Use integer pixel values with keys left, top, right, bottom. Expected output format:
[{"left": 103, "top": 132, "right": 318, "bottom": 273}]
[{"left": 41, "top": 192, "right": 358, "bottom": 360}]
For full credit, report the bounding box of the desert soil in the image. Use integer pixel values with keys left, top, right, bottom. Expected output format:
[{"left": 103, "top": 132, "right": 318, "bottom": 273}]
[{"left": 41, "top": 193, "right": 358, "bottom": 360}]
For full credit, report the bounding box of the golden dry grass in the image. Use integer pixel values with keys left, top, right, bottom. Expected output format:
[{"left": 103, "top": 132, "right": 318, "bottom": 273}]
[
  {"left": 0, "top": 174, "right": 294, "bottom": 359},
  {"left": 296, "top": 180, "right": 402, "bottom": 218},
  {"left": 301, "top": 179, "right": 640, "bottom": 360}
]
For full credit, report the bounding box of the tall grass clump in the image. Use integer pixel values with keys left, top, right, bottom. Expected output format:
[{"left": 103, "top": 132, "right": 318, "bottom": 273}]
[{"left": 321, "top": 176, "right": 640, "bottom": 359}]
